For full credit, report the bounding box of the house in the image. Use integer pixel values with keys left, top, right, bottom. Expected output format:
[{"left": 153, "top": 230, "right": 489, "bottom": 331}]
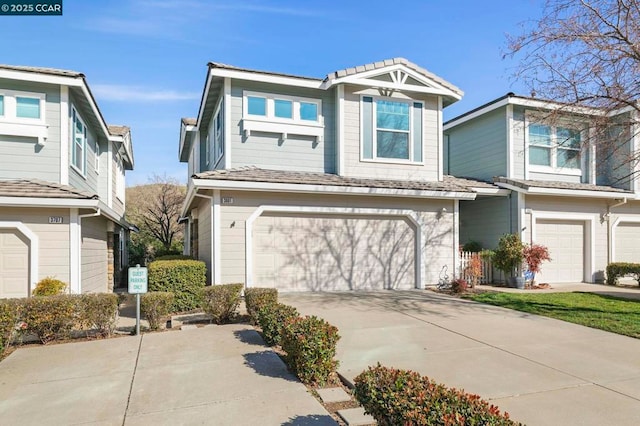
[
  {"left": 178, "top": 58, "right": 501, "bottom": 291},
  {"left": 0, "top": 65, "right": 134, "bottom": 298},
  {"left": 444, "top": 93, "right": 640, "bottom": 283}
]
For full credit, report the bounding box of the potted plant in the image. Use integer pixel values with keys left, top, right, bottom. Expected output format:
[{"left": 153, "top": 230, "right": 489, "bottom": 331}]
[
  {"left": 493, "top": 234, "right": 524, "bottom": 288},
  {"left": 523, "top": 243, "right": 551, "bottom": 286}
]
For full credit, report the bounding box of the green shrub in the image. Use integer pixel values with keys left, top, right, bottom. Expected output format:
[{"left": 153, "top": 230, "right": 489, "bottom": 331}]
[
  {"left": 0, "top": 299, "right": 24, "bottom": 354},
  {"left": 78, "top": 293, "right": 119, "bottom": 337},
  {"left": 154, "top": 254, "right": 194, "bottom": 261},
  {"left": 462, "top": 240, "right": 483, "bottom": 252},
  {"left": 32, "top": 277, "right": 67, "bottom": 296},
  {"left": 148, "top": 259, "right": 206, "bottom": 312},
  {"left": 201, "top": 284, "right": 244, "bottom": 324},
  {"left": 257, "top": 303, "right": 298, "bottom": 346},
  {"left": 606, "top": 262, "right": 640, "bottom": 285},
  {"left": 245, "top": 287, "right": 278, "bottom": 324},
  {"left": 354, "top": 364, "right": 519, "bottom": 426},
  {"left": 22, "top": 295, "right": 78, "bottom": 344},
  {"left": 141, "top": 292, "right": 175, "bottom": 330},
  {"left": 493, "top": 234, "right": 524, "bottom": 278},
  {"left": 281, "top": 315, "right": 340, "bottom": 385}
]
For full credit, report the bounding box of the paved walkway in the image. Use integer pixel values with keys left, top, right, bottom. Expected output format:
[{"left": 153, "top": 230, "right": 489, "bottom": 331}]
[
  {"left": 281, "top": 290, "right": 640, "bottom": 426},
  {"left": 0, "top": 325, "right": 335, "bottom": 425}
]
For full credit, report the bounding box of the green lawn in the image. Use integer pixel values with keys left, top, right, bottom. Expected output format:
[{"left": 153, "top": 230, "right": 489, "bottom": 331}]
[{"left": 468, "top": 292, "right": 640, "bottom": 338}]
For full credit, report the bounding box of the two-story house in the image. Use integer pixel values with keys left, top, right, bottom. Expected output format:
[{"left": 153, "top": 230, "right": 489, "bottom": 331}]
[
  {"left": 178, "top": 58, "right": 501, "bottom": 291},
  {"left": 0, "top": 65, "right": 134, "bottom": 298},
  {"left": 445, "top": 93, "right": 639, "bottom": 284}
]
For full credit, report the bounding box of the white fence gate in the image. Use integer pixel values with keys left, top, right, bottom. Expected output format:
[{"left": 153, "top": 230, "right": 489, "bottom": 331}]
[{"left": 459, "top": 251, "right": 493, "bottom": 284}]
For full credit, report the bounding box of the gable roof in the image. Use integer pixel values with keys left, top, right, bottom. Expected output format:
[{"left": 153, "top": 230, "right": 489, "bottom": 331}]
[
  {"left": 107, "top": 125, "right": 130, "bottom": 137},
  {"left": 181, "top": 117, "right": 197, "bottom": 126},
  {"left": 0, "top": 179, "right": 98, "bottom": 199},
  {"left": 0, "top": 64, "right": 83, "bottom": 78},
  {"left": 494, "top": 177, "right": 632, "bottom": 198}
]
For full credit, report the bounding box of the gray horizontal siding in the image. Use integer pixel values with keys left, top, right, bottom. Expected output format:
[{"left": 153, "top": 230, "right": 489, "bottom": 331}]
[
  {"left": 459, "top": 196, "right": 511, "bottom": 250},
  {"left": 446, "top": 106, "right": 507, "bottom": 181},
  {"left": 68, "top": 93, "right": 100, "bottom": 196},
  {"left": 229, "top": 81, "right": 335, "bottom": 173}
]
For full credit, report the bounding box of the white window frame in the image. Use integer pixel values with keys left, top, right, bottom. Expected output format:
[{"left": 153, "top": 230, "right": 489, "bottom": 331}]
[
  {"left": 360, "top": 95, "right": 424, "bottom": 165},
  {"left": 525, "top": 114, "right": 585, "bottom": 176},
  {"left": 116, "top": 154, "right": 125, "bottom": 202},
  {"left": 242, "top": 90, "right": 323, "bottom": 126},
  {"left": 0, "top": 94, "right": 4, "bottom": 117},
  {"left": 0, "top": 89, "right": 46, "bottom": 124},
  {"left": 95, "top": 140, "right": 100, "bottom": 173},
  {"left": 71, "top": 106, "right": 87, "bottom": 176}
]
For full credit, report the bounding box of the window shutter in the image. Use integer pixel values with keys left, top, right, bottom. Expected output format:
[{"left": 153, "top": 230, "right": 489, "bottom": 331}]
[
  {"left": 412, "top": 102, "right": 423, "bottom": 162},
  {"left": 362, "top": 96, "right": 373, "bottom": 159}
]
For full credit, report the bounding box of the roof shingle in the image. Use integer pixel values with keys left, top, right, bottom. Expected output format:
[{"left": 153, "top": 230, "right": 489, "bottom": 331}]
[
  {"left": 0, "top": 64, "right": 83, "bottom": 78},
  {"left": 494, "top": 177, "right": 630, "bottom": 193},
  {"left": 0, "top": 179, "right": 97, "bottom": 199},
  {"left": 107, "top": 125, "right": 130, "bottom": 137}
]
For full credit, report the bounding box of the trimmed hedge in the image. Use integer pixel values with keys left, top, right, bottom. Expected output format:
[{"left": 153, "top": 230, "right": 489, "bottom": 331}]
[
  {"left": 245, "top": 287, "right": 278, "bottom": 324},
  {"left": 77, "top": 293, "right": 119, "bottom": 337},
  {"left": 154, "top": 254, "right": 194, "bottom": 261},
  {"left": 354, "top": 364, "right": 520, "bottom": 426},
  {"left": 606, "top": 262, "right": 640, "bottom": 286},
  {"left": 148, "top": 259, "right": 206, "bottom": 312},
  {"left": 32, "top": 277, "right": 67, "bottom": 296},
  {"left": 201, "top": 284, "right": 244, "bottom": 324},
  {"left": 257, "top": 303, "right": 298, "bottom": 346},
  {"left": 22, "top": 295, "right": 78, "bottom": 344},
  {"left": 141, "top": 292, "right": 175, "bottom": 330},
  {"left": 281, "top": 315, "right": 340, "bottom": 385},
  {"left": 0, "top": 299, "right": 23, "bottom": 354}
]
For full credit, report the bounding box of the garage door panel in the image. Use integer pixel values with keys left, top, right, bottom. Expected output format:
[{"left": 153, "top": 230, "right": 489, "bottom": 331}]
[
  {"left": 535, "top": 220, "right": 584, "bottom": 283},
  {"left": 615, "top": 222, "right": 640, "bottom": 263},
  {"left": 254, "top": 214, "right": 415, "bottom": 291},
  {"left": 0, "top": 230, "right": 29, "bottom": 298}
]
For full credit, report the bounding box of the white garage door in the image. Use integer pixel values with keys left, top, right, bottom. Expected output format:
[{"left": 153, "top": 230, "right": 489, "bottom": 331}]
[
  {"left": 0, "top": 230, "right": 29, "bottom": 298},
  {"left": 253, "top": 214, "right": 416, "bottom": 291},
  {"left": 535, "top": 220, "right": 584, "bottom": 283},
  {"left": 615, "top": 223, "right": 640, "bottom": 263}
]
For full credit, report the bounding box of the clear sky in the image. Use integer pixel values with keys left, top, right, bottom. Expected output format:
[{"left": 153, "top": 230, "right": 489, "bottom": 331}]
[{"left": 0, "top": 0, "right": 542, "bottom": 185}]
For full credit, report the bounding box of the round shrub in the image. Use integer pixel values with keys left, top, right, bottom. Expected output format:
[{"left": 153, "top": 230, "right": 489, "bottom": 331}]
[
  {"left": 201, "top": 284, "right": 244, "bottom": 324},
  {"left": 32, "top": 277, "right": 67, "bottom": 296},
  {"left": 245, "top": 287, "right": 278, "bottom": 324},
  {"left": 451, "top": 278, "right": 469, "bottom": 294},
  {"left": 257, "top": 303, "right": 298, "bottom": 346},
  {"left": 141, "top": 292, "right": 175, "bottom": 331},
  {"left": 0, "top": 299, "right": 24, "bottom": 354},
  {"left": 148, "top": 259, "right": 206, "bottom": 312},
  {"left": 77, "top": 293, "right": 119, "bottom": 337},
  {"left": 22, "top": 295, "right": 79, "bottom": 344}
]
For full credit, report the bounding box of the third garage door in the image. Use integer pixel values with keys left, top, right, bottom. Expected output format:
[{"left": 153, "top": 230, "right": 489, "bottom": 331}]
[
  {"left": 253, "top": 213, "right": 416, "bottom": 291},
  {"left": 535, "top": 219, "right": 584, "bottom": 283}
]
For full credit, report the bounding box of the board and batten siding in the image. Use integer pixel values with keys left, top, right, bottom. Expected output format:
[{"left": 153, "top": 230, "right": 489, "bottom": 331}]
[
  {"left": 0, "top": 79, "right": 61, "bottom": 182},
  {"left": 459, "top": 197, "right": 511, "bottom": 250},
  {"left": 217, "top": 190, "right": 454, "bottom": 286},
  {"left": 446, "top": 107, "right": 507, "bottom": 182},
  {"left": 229, "top": 81, "right": 335, "bottom": 173},
  {"left": 81, "top": 215, "right": 108, "bottom": 293},
  {"left": 0, "top": 207, "right": 70, "bottom": 283},
  {"left": 342, "top": 85, "right": 440, "bottom": 181}
]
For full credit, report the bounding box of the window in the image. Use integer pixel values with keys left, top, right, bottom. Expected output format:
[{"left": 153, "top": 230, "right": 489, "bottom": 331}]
[
  {"left": 0, "top": 95, "right": 4, "bottom": 116},
  {"left": 116, "top": 155, "right": 125, "bottom": 201},
  {"left": 300, "top": 102, "right": 318, "bottom": 121},
  {"left": 71, "top": 108, "right": 87, "bottom": 174},
  {"left": 243, "top": 91, "right": 322, "bottom": 125},
  {"left": 16, "top": 97, "right": 40, "bottom": 119},
  {"left": 215, "top": 105, "right": 223, "bottom": 158},
  {"left": 274, "top": 99, "right": 293, "bottom": 119},
  {"left": 247, "top": 96, "right": 266, "bottom": 116},
  {"left": 362, "top": 96, "right": 423, "bottom": 162},
  {"left": 528, "top": 122, "right": 582, "bottom": 171}
]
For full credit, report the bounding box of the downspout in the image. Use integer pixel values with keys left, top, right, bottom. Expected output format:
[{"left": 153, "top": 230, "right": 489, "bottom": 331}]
[
  {"left": 77, "top": 208, "right": 101, "bottom": 293},
  {"left": 606, "top": 198, "right": 628, "bottom": 264}
]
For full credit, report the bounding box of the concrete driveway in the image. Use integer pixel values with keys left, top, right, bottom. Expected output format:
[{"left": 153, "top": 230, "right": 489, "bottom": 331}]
[
  {"left": 0, "top": 324, "right": 334, "bottom": 425},
  {"left": 281, "top": 290, "right": 640, "bottom": 426}
]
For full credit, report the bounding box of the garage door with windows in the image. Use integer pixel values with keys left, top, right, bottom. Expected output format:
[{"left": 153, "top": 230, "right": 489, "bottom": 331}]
[
  {"left": 614, "top": 222, "right": 640, "bottom": 263},
  {"left": 0, "top": 229, "right": 29, "bottom": 298},
  {"left": 253, "top": 213, "right": 416, "bottom": 291},
  {"left": 535, "top": 219, "right": 584, "bottom": 283}
]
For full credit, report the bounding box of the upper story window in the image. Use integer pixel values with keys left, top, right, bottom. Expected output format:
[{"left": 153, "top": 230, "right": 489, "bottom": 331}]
[
  {"left": 71, "top": 107, "right": 87, "bottom": 175},
  {"left": 361, "top": 96, "right": 423, "bottom": 163},
  {"left": 243, "top": 91, "right": 321, "bottom": 125},
  {"left": 0, "top": 90, "right": 45, "bottom": 123},
  {"left": 116, "top": 154, "right": 125, "bottom": 202},
  {"left": 528, "top": 122, "right": 582, "bottom": 172}
]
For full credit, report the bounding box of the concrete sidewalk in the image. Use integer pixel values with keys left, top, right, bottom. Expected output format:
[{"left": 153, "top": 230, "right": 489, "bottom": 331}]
[
  {"left": 282, "top": 291, "right": 640, "bottom": 426},
  {"left": 0, "top": 325, "right": 335, "bottom": 425}
]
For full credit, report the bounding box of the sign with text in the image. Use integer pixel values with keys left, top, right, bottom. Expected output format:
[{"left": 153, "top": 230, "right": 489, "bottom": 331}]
[{"left": 128, "top": 266, "right": 148, "bottom": 294}]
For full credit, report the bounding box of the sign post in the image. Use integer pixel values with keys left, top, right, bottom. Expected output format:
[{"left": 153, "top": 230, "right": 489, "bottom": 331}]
[{"left": 128, "top": 264, "right": 148, "bottom": 336}]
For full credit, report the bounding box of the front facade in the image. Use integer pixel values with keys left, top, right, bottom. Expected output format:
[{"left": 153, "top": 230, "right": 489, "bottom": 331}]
[
  {"left": 179, "top": 59, "right": 498, "bottom": 291},
  {"left": 0, "top": 65, "right": 134, "bottom": 298},
  {"left": 445, "top": 93, "right": 640, "bottom": 283}
]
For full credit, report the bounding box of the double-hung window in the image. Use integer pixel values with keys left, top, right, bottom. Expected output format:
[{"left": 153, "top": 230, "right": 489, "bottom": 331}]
[
  {"left": 71, "top": 107, "right": 87, "bottom": 174},
  {"left": 528, "top": 122, "right": 581, "bottom": 171},
  {"left": 361, "top": 96, "right": 423, "bottom": 162}
]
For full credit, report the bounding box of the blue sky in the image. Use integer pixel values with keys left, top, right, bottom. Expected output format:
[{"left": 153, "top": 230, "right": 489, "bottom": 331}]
[{"left": 0, "top": 0, "right": 542, "bottom": 185}]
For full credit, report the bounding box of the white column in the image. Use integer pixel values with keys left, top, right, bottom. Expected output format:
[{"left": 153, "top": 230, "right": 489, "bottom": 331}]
[
  {"left": 212, "top": 190, "right": 221, "bottom": 284},
  {"left": 69, "top": 208, "right": 80, "bottom": 293}
]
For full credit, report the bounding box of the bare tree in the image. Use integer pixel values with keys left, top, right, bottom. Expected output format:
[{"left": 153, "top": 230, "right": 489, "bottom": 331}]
[{"left": 506, "top": 0, "right": 640, "bottom": 182}]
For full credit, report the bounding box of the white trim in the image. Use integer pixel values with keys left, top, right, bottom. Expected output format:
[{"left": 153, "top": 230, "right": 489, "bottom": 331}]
[
  {"left": 507, "top": 104, "right": 515, "bottom": 178},
  {"left": 71, "top": 106, "right": 87, "bottom": 176},
  {"left": 0, "top": 197, "right": 98, "bottom": 208},
  {"left": 517, "top": 192, "right": 526, "bottom": 240},
  {"left": 336, "top": 85, "right": 345, "bottom": 175},
  {"left": 69, "top": 208, "right": 80, "bottom": 293},
  {"left": 107, "top": 141, "right": 113, "bottom": 208},
  {"left": 60, "top": 86, "right": 69, "bottom": 185},
  {"left": 494, "top": 181, "right": 633, "bottom": 199},
  {"left": 530, "top": 211, "right": 596, "bottom": 283},
  {"left": 444, "top": 98, "right": 510, "bottom": 131},
  {"left": 0, "top": 221, "right": 39, "bottom": 294},
  {"left": 211, "top": 68, "right": 322, "bottom": 89},
  {"left": 0, "top": 89, "right": 46, "bottom": 124},
  {"left": 472, "top": 187, "right": 511, "bottom": 196},
  {"left": 244, "top": 205, "right": 426, "bottom": 289},
  {"left": 437, "top": 96, "right": 444, "bottom": 181},
  {"left": 197, "top": 71, "right": 214, "bottom": 129},
  {"left": 223, "top": 78, "right": 231, "bottom": 169},
  {"left": 610, "top": 216, "right": 640, "bottom": 262},
  {"left": 242, "top": 119, "right": 324, "bottom": 141},
  {"left": 453, "top": 200, "right": 459, "bottom": 277},
  {"left": 632, "top": 113, "right": 640, "bottom": 194},
  {"left": 212, "top": 190, "right": 221, "bottom": 284},
  {"left": 191, "top": 178, "right": 476, "bottom": 200},
  {"left": 0, "top": 122, "right": 49, "bottom": 145}
]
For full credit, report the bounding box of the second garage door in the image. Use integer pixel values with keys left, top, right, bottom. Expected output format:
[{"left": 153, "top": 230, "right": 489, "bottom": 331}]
[
  {"left": 253, "top": 213, "right": 416, "bottom": 291},
  {"left": 615, "top": 222, "right": 640, "bottom": 263},
  {"left": 535, "top": 219, "right": 584, "bottom": 283},
  {"left": 0, "top": 229, "right": 29, "bottom": 298}
]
